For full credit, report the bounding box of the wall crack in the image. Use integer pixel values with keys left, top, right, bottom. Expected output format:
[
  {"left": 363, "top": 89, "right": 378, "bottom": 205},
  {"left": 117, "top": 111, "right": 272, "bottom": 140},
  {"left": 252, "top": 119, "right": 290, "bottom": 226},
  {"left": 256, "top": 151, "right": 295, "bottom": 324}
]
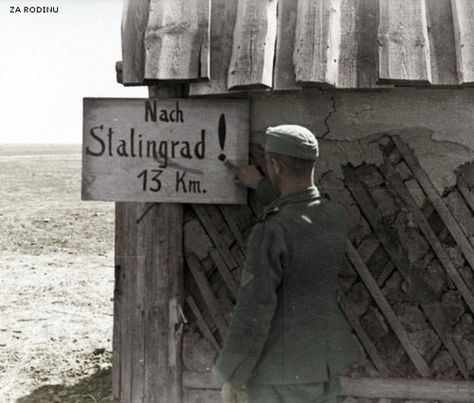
[{"left": 320, "top": 96, "right": 337, "bottom": 139}]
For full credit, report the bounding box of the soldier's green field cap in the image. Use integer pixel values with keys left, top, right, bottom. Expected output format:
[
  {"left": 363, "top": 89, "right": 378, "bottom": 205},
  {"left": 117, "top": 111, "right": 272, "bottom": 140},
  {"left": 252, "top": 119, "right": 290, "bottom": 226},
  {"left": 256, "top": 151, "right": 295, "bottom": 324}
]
[{"left": 264, "top": 125, "right": 319, "bottom": 160}]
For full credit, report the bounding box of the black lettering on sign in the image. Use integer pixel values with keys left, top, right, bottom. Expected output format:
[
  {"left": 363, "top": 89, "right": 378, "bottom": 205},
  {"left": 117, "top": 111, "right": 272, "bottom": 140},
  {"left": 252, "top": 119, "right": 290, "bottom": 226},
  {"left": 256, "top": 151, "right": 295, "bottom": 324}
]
[
  {"left": 176, "top": 170, "right": 187, "bottom": 193},
  {"left": 86, "top": 125, "right": 105, "bottom": 156},
  {"left": 176, "top": 170, "right": 205, "bottom": 194},
  {"left": 195, "top": 130, "right": 205, "bottom": 159},
  {"left": 144, "top": 100, "right": 184, "bottom": 123},
  {"left": 145, "top": 100, "right": 156, "bottom": 122},
  {"left": 180, "top": 142, "right": 192, "bottom": 159},
  {"left": 117, "top": 140, "right": 129, "bottom": 157},
  {"left": 137, "top": 169, "right": 163, "bottom": 192},
  {"left": 188, "top": 179, "right": 202, "bottom": 194},
  {"left": 107, "top": 128, "right": 114, "bottom": 156},
  {"left": 169, "top": 101, "right": 184, "bottom": 122}
]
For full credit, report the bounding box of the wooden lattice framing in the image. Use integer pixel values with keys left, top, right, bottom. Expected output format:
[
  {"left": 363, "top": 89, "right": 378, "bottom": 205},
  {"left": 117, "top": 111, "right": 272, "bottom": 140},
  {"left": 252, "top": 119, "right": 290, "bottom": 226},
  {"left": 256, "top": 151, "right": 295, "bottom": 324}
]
[{"left": 181, "top": 135, "right": 474, "bottom": 402}]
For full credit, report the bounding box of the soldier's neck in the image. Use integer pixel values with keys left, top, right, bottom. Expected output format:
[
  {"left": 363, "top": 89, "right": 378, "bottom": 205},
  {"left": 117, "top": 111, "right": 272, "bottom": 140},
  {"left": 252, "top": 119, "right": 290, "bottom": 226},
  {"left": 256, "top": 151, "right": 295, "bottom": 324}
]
[{"left": 278, "top": 178, "right": 315, "bottom": 197}]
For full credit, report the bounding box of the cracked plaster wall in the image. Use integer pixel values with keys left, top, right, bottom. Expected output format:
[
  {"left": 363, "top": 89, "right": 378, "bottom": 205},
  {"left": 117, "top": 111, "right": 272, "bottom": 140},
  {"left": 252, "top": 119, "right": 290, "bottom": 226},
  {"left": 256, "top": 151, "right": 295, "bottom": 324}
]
[{"left": 250, "top": 89, "right": 474, "bottom": 193}]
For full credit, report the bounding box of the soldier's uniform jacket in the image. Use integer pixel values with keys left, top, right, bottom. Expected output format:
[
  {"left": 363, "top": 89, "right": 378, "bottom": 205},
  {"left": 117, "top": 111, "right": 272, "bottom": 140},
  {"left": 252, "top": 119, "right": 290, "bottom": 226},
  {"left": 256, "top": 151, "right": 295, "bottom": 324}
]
[{"left": 213, "top": 179, "right": 361, "bottom": 387}]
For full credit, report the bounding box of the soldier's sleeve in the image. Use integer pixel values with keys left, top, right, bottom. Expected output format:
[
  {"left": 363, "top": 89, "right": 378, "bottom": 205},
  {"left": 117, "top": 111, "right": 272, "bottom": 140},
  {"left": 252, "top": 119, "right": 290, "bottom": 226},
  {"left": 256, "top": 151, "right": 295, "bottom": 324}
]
[
  {"left": 212, "top": 220, "right": 286, "bottom": 387},
  {"left": 255, "top": 177, "right": 280, "bottom": 205}
]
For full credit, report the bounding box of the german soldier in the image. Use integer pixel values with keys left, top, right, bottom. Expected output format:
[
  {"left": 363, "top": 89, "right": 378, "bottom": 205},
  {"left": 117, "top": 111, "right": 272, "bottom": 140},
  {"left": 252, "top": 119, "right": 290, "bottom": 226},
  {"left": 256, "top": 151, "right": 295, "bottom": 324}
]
[{"left": 215, "top": 125, "right": 361, "bottom": 403}]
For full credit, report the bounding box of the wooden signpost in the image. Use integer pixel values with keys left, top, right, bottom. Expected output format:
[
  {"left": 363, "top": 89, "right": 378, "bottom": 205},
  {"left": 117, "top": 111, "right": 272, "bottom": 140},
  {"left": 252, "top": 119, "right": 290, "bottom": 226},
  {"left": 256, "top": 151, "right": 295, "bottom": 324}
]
[{"left": 82, "top": 98, "right": 249, "bottom": 204}]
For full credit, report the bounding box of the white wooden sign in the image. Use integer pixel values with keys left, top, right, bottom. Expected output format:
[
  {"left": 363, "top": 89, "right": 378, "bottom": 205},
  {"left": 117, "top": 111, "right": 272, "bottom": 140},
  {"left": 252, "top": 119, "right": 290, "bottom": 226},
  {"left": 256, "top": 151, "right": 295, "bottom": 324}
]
[{"left": 82, "top": 98, "right": 249, "bottom": 204}]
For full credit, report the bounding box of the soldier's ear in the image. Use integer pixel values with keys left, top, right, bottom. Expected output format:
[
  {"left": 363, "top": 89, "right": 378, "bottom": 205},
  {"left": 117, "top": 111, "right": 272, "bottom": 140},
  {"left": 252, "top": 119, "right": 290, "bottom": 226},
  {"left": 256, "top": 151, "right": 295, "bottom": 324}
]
[{"left": 271, "top": 157, "right": 283, "bottom": 175}]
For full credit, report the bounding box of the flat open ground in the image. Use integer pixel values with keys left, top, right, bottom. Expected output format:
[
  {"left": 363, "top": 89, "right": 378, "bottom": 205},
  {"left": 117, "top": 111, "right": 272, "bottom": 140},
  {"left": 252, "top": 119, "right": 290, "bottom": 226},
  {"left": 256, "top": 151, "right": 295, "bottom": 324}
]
[{"left": 0, "top": 144, "right": 114, "bottom": 402}]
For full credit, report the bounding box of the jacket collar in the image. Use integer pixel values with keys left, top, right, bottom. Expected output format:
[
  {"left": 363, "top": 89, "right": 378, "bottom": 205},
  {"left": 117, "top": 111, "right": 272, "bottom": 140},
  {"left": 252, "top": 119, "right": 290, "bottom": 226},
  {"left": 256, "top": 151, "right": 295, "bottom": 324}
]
[{"left": 263, "top": 186, "right": 321, "bottom": 217}]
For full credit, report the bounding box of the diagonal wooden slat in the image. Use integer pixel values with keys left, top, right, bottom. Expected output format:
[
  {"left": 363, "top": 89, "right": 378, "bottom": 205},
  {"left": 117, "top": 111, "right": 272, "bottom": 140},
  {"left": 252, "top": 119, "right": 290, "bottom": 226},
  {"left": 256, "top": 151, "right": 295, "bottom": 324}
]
[
  {"left": 344, "top": 164, "right": 469, "bottom": 378},
  {"left": 381, "top": 160, "right": 474, "bottom": 316},
  {"left": 209, "top": 249, "right": 239, "bottom": 299},
  {"left": 294, "top": 0, "right": 341, "bottom": 86},
  {"left": 192, "top": 205, "right": 240, "bottom": 272},
  {"left": 420, "top": 305, "right": 469, "bottom": 379},
  {"left": 189, "top": 0, "right": 238, "bottom": 96},
  {"left": 356, "top": 236, "right": 380, "bottom": 263},
  {"left": 187, "top": 254, "right": 228, "bottom": 337},
  {"left": 451, "top": 0, "right": 474, "bottom": 84},
  {"left": 357, "top": 237, "right": 395, "bottom": 286},
  {"left": 227, "top": 0, "right": 278, "bottom": 89},
  {"left": 444, "top": 189, "right": 474, "bottom": 248},
  {"left": 457, "top": 176, "right": 474, "bottom": 213},
  {"left": 377, "top": 261, "right": 395, "bottom": 287},
  {"left": 218, "top": 206, "right": 246, "bottom": 250},
  {"left": 186, "top": 296, "right": 220, "bottom": 350},
  {"left": 378, "top": 0, "right": 432, "bottom": 84},
  {"left": 121, "top": 0, "right": 149, "bottom": 85},
  {"left": 343, "top": 166, "right": 437, "bottom": 304},
  {"left": 345, "top": 240, "right": 431, "bottom": 377},
  {"left": 144, "top": 0, "right": 210, "bottom": 80},
  {"left": 338, "top": 291, "right": 391, "bottom": 376},
  {"left": 392, "top": 135, "right": 474, "bottom": 273}
]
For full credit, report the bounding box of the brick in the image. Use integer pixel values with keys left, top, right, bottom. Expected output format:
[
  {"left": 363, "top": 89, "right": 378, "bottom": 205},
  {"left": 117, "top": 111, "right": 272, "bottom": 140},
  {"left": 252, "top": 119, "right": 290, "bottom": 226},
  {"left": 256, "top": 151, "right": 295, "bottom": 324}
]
[
  {"left": 338, "top": 258, "right": 358, "bottom": 293},
  {"left": 393, "top": 211, "right": 430, "bottom": 263},
  {"left": 395, "top": 161, "right": 412, "bottom": 181},
  {"left": 423, "top": 258, "right": 447, "bottom": 295},
  {"left": 431, "top": 349, "right": 459, "bottom": 379},
  {"left": 393, "top": 303, "right": 427, "bottom": 332},
  {"left": 370, "top": 186, "right": 400, "bottom": 217},
  {"left": 453, "top": 314, "right": 474, "bottom": 372},
  {"left": 459, "top": 265, "right": 474, "bottom": 292},
  {"left": 410, "top": 328, "right": 441, "bottom": 360},
  {"left": 360, "top": 307, "right": 389, "bottom": 343},
  {"left": 383, "top": 271, "right": 413, "bottom": 303},
  {"left": 346, "top": 281, "right": 371, "bottom": 317},
  {"left": 183, "top": 330, "right": 217, "bottom": 372},
  {"left": 459, "top": 162, "right": 474, "bottom": 188},
  {"left": 441, "top": 290, "right": 466, "bottom": 326},
  {"left": 376, "top": 332, "right": 418, "bottom": 377},
  {"left": 184, "top": 219, "right": 213, "bottom": 260},
  {"left": 356, "top": 165, "right": 385, "bottom": 188},
  {"left": 446, "top": 246, "right": 465, "bottom": 268}
]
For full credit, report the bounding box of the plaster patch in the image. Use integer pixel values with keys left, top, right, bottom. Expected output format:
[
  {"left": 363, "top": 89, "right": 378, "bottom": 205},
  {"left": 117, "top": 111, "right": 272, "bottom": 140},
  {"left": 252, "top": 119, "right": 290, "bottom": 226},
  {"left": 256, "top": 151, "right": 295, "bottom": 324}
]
[
  {"left": 251, "top": 90, "right": 474, "bottom": 193},
  {"left": 314, "top": 129, "right": 474, "bottom": 194}
]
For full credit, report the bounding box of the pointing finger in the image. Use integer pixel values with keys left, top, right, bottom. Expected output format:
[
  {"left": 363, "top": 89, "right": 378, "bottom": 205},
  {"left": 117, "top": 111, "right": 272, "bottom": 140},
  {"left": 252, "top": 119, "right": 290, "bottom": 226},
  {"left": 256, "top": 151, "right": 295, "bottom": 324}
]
[{"left": 224, "top": 159, "right": 239, "bottom": 172}]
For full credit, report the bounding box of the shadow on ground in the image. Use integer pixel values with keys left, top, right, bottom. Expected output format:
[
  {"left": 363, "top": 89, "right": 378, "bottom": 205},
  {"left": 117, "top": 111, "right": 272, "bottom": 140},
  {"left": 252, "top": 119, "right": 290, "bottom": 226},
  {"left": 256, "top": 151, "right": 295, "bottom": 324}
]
[{"left": 16, "top": 368, "right": 112, "bottom": 403}]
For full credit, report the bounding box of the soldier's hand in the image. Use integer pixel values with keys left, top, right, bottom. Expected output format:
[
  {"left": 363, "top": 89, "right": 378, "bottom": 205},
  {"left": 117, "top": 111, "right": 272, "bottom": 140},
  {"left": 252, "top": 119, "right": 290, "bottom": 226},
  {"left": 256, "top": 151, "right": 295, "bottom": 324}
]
[
  {"left": 226, "top": 162, "right": 263, "bottom": 189},
  {"left": 221, "top": 382, "right": 239, "bottom": 403}
]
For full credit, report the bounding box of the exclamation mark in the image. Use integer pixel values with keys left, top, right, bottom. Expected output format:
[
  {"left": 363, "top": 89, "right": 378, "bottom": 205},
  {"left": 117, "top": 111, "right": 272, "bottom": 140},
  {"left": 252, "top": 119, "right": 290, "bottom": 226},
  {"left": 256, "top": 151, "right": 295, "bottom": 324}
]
[{"left": 218, "top": 114, "right": 226, "bottom": 161}]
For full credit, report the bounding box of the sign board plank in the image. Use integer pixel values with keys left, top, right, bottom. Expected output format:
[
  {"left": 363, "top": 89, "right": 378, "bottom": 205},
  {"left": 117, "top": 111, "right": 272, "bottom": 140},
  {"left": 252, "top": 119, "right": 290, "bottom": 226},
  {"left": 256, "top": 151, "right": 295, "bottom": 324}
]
[{"left": 82, "top": 98, "right": 249, "bottom": 204}]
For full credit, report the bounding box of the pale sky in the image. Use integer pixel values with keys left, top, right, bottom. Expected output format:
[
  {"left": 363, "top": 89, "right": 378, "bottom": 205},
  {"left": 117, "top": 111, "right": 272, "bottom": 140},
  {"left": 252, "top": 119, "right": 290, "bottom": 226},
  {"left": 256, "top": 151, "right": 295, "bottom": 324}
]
[{"left": 0, "top": 0, "right": 147, "bottom": 144}]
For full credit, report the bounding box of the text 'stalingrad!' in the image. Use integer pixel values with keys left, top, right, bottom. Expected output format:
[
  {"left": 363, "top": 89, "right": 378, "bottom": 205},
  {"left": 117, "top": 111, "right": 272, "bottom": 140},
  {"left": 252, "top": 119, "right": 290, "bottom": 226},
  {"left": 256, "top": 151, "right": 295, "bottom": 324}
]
[{"left": 82, "top": 98, "right": 249, "bottom": 204}]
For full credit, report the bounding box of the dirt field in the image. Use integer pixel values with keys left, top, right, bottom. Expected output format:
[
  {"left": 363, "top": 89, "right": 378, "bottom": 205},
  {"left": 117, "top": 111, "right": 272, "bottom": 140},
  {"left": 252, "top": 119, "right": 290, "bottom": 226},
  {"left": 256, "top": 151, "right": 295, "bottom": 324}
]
[{"left": 0, "top": 144, "right": 115, "bottom": 402}]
